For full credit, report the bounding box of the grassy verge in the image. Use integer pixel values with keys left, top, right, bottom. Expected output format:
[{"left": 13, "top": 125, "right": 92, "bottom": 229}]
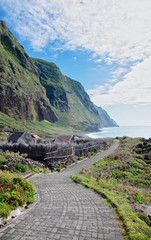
[
  {"left": 71, "top": 137, "right": 151, "bottom": 240},
  {"left": 0, "top": 170, "right": 34, "bottom": 219}
]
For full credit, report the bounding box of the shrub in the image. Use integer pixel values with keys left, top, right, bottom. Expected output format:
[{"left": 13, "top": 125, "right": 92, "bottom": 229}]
[
  {"left": 0, "top": 202, "right": 10, "bottom": 218},
  {"left": 132, "top": 192, "right": 146, "bottom": 204},
  {"left": 41, "top": 169, "right": 48, "bottom": 174},
  {"left": 56, "top": 168, "right": 61, "bottom": 172},
  {"left": 14, "top": 163, "right": 27, "bottom": 172},
  {"left": 31, "top": 166, "right": 40, "bottom": 172},
  {"left": 0, "top": 155, "right": 7, "bottom": 165},
  {"left": 0, "top": 171, "right": 34, "bottom": 218}
]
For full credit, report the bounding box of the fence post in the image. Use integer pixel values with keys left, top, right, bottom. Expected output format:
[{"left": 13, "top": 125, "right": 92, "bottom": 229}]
[{"left": 72, "top": 146, "right": 75, "bottom": 157}]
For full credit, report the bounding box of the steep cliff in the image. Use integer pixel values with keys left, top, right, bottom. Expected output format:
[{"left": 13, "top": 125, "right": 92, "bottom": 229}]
[
  {"left": 32, "top": 58, "right": 101, "bottom": 130},
  {"left": 95, "top": 106, "right": 119, "bottom": 127},
  {"left": 0, "top": 21, "right": 57, "bottom": 123},
  {"left": 0, "top": 21, "right": 118, "bottom": 131}
]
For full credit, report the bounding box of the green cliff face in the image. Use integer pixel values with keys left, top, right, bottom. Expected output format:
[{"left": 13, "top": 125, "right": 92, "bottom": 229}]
[
  {"left": 0, "top": 21, "right": 118, "bottom": 132},
  {"left": 95, "top": 106, "right": 119, "bottom": 127},
  {"left": 32, "top": 58, "right": 101, "bottom": 130},
  {"left": 0, "top": 21, "right": 57, "bottom": 123}
]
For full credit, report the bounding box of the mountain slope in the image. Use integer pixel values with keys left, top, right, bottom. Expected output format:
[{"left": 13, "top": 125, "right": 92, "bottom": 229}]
[
  {"left": 0, "top": 20, "right": 118, "bottom": 132},
  {"left": 32, "top": 58, "right": 101, "bottom": 130},
  {"left": 0, "top": 21, "right": 57, "bottom": 123},
  {"left": 95, "top": 106, "right": 118, "bottom": 127}
]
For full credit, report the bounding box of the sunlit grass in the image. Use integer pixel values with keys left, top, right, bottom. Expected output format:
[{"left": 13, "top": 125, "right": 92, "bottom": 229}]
[{"left": 0, "top": 170, "right": 34, "bottom": 219}]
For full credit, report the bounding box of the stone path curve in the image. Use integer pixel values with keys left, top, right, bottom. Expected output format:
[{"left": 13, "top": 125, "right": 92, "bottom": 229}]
[{"left": 0, "top": 139, "right": 122, "bottom": 240}]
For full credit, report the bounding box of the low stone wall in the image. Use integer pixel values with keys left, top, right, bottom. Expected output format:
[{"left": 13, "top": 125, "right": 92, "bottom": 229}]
[
  {"left": 44, "top": 156, "right": 74, "bottom": 170},
  {"left": 0, "top": 138, "right": 112, "bottom": 170},
  {"left": 43, "top": 141, "right": 109, "bottom": 170}
]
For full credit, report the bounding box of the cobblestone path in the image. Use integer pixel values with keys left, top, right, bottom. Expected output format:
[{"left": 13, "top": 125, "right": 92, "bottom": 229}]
[{"left": 0, "top": 140, "right": 122, "bottom": 240}]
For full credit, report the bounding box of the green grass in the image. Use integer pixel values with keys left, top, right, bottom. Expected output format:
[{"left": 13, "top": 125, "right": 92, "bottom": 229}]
[
  {"left": 14, "top": 163, "right": 27, "bottom": 173},
  {"left": 0, "top": 170, "right": 34, "bottom": 219},
  {"left": 71, "top": 137, "right": 151, "bottom": 239},
  {"left": 32, "top": 58, "right": 101, "bottom": 129},
  {"left": 0, "top": 155, "right": 8, "bottom": 166},
  {"left": 0, "top": 112, "right": 76, "bottom": 137}
]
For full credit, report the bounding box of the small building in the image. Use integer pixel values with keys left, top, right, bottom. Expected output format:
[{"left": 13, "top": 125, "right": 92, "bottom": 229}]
[
  {"left": 7, "top": 132, "right": 40, "bottom": 144},
  {"left": 55, "top": 135, "right": 74, "bottom": 144}
]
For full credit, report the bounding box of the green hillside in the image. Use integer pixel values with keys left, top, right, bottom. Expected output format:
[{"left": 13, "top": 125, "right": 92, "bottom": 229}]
[
  {"left": 0, "top": 20, "right": 118, "bottom": 134},
  {"left": 0, "top": 21, "right": 57, "bottom": 123},
  {"left": 32, "top": 58, "right": 101, "bottom": 130},
  {"left": 95, "top": 106, "right": 118, "bottom": 127}
]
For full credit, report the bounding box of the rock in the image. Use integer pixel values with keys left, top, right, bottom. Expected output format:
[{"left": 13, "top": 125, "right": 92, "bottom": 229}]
[
  {"left": 145, "top": 154, "right": 151, "bottom": 160},
  {"left": 137, "top": 143, "right": 144, "bottom": 149},
  {"left": 1, "top": 165, "right": 8, "bottom": 170},
  {"left": 135, "top": 204, "right": 151, "bottom": 219},
  {"left": 144, "top": 154, "right": 151, "bottom": 164}
]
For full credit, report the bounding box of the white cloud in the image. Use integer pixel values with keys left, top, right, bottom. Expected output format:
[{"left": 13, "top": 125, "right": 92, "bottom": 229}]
[
  {"left": 1, "top": 0, "right": 151, "bottom": 63},
  {"left": 111, "top": 68, "right": 128, "bottom": 78},
  {"left": 94, "top": 59, "right": 102, "bottom": 63},
  {"left": 109, "top": 67, "right": 129, "bottom": 83},
  {"left": 88, "top": 57, "right": 151, "bottom": 106},
  {"left": 1, "top": 0, "right": 151, "bottom": 109}
]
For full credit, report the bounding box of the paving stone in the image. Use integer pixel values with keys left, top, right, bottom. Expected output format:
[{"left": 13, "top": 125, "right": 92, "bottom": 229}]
[{"left": 0, "top": 140, "right": 122, "bottom": 239}]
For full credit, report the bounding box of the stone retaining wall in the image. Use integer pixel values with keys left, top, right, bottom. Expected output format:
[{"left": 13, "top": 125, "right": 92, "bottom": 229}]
[{"left": 0, "top": 138, "right": 112, "bottom": 170}]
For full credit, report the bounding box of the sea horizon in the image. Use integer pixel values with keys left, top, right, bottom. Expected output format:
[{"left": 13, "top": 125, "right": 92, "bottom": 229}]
[{"left": 86, "top": 126, "right": 151, "bottom": 139}]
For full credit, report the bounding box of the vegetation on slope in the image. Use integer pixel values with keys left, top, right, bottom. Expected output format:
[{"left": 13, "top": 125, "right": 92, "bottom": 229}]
[
  {"left": 0, "top": 112, "right": 75, "bottom": 137},
  {"left": 72, "top": 137, "right": 151, "bottom": 239},
  {"left": 0, "top": 21, "right": 57, "bottom": 123},
  {"left": 0, "top": 148, "right": 50, "bottom": 219},
  {"left": 0, "top": 149, "right": 48, "bottom": 173},
  {"left": 32, "top": 58, "right": 101, "bottom": 130},
  {"left": 95, "top": 105, "right": 119, "bottom": 127},
  {"left": 0, "top": 170, "right": 34, "bottom": 219}
]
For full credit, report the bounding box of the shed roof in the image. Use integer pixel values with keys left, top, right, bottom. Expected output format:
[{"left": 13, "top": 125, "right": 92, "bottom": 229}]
[
  {"left": 8, "top": 132, "right": 24, "bottom": 143},
  {"left": 31, "top": 134, "right": 40, "bottom": 139},
  {"left": 55, "top": 135, "right": 74, "bottom": 144},
  {"left": 7, "top": 132, "right": 34, "bottom": 144}
]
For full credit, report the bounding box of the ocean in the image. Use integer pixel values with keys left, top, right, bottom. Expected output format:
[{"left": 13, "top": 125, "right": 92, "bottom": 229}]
[{"left": 86, "top": 126, "right": 151, "bottom": 139}]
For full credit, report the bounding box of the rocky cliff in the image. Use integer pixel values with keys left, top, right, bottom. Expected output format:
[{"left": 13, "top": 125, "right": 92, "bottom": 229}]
[
  {"left": 0, "top": 21, "right": 57, "bottom": 123},
  {"left": 0, "top": 21, "right": 118, "bottom": 131}
]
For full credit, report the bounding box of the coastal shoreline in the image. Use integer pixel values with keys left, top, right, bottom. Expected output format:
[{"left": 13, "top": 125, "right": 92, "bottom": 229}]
[{"left": 74, "top": 130, "right": 101, "bottom": 138}]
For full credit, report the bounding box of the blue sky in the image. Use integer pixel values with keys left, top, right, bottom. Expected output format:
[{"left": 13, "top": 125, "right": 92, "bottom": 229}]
[{"left": 0, "top": 0, "right": 151, "bottom": 126}]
